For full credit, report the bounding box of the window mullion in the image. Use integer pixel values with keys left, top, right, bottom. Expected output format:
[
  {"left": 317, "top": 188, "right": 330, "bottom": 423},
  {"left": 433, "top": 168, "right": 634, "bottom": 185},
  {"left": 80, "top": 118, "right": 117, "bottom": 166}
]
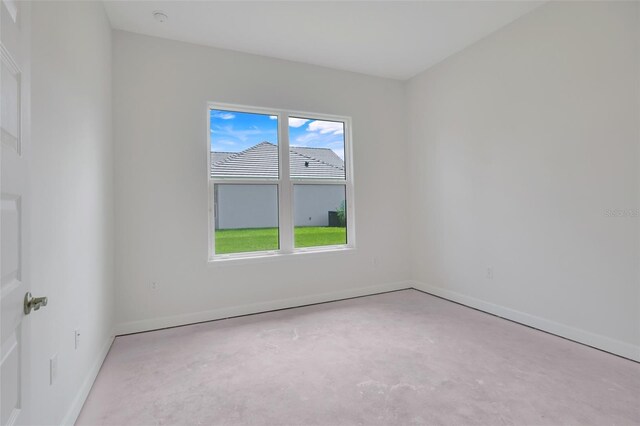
[{"left": 278, "top": 113, "right": 293, "bottom": 253}]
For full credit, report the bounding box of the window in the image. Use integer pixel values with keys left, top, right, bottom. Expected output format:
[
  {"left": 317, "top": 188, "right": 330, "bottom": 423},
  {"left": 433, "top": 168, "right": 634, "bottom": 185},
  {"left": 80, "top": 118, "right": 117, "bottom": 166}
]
[{"left": 209, "top": 104, "right": 354, "bottom": 259}]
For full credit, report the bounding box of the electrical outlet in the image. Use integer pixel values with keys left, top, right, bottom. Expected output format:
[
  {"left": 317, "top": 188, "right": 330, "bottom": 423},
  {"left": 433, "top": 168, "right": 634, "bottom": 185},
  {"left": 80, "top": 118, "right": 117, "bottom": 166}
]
[
  {"left": 74, "top": 329, "right": 81, "bottom": 349},
  {"left": 486, "top": 268, "right": 494, "bottom": 280},
  {"left": 49, "top": 354, "right": 58, "bottom": 385},
  {"left": 151, "top": 281, "right": 159, "bottom": 291}
]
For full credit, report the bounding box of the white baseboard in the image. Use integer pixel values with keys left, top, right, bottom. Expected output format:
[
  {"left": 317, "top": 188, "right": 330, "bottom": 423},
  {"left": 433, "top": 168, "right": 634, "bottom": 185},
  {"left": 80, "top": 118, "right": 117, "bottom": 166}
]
[
  {"left": 61, "top": 334, "right": 115, "bottom": 426},
  {"left": 115, "top": 281, "right": 412, "bottom": 335},
  {"left": 411, "top": 281, "right": 640, "bottom": 363}
]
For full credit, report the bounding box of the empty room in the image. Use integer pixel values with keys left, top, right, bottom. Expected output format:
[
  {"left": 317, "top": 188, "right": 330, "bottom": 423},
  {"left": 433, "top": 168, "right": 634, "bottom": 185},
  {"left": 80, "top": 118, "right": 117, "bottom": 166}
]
[{"left": 0, "top": 0, "right": 638, "bottom": 425}]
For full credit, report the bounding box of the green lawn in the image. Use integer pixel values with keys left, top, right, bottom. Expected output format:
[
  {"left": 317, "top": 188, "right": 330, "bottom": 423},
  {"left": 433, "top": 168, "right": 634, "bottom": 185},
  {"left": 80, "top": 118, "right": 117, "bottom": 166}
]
[
  {"left": 295, "top": 226, "right": 347, "bottom": 248},
  {"left": 215, "top": 226, "right": 346, "bottom": 254}
]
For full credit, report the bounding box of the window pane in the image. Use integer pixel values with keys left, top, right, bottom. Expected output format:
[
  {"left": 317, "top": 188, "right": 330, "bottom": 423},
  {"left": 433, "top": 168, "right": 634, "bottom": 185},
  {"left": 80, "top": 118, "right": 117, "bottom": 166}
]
[
  {"left": 294, "top": 185, "right": 347, "bottom": 248},
  {"left": 210, "top": 110, "right": 279, "bottom": 178},
  {"left": 289, "top": 117, "right": 345, "bottom": 179},
  {"left": 214, "top": 184, "right": 279, "bottom": 254}
]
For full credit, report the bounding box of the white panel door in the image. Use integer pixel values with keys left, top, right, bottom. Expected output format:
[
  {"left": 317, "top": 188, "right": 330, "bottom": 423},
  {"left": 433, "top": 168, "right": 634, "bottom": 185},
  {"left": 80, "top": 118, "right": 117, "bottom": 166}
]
[{"left": 1, "top": 1, "right": 32, "bottom": 425}]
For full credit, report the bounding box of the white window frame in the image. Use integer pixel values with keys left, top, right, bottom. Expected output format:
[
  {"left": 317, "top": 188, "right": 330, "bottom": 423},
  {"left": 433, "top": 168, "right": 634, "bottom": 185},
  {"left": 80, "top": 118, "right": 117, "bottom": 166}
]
[{"left": 207, "top": 102, "right": 356, "bottom": 262}]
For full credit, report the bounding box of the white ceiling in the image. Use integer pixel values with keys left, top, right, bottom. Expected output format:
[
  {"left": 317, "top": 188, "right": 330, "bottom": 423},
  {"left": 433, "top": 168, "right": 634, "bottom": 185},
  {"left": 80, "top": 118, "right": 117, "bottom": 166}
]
[{"left": 103, "top": 1, "right": 543, "bottom": 80}]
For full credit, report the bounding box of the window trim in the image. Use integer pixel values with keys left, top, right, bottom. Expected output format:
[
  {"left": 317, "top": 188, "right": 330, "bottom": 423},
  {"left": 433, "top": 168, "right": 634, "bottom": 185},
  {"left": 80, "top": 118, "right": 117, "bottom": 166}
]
[{"left": 207, "top": 102, "right": 356, "bottom": 262}]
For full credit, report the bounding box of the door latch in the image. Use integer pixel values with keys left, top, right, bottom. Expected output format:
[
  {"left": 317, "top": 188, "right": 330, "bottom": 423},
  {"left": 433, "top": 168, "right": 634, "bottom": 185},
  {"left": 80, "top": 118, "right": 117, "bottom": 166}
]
[{"left": 24, "top": 292, "right": 48, "bottom": 315}]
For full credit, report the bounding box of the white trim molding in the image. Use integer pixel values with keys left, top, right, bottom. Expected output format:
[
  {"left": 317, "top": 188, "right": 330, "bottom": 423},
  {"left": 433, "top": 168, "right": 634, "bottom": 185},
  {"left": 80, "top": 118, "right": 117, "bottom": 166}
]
[
  {"left": 411, "top": 281, "right": 640, "bottom": 363},
  {"left": 116, "top": 281, "right": 412, "bottom": 336},
  {"left": 61, "top": 334, "right": 115, "bottom": 426}
]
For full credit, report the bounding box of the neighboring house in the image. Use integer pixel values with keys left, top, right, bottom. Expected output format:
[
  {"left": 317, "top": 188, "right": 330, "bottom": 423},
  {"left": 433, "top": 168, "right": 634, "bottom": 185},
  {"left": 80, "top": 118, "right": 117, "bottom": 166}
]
[{"left": 212, "top": 142, "right": 346, "bottom": 229}]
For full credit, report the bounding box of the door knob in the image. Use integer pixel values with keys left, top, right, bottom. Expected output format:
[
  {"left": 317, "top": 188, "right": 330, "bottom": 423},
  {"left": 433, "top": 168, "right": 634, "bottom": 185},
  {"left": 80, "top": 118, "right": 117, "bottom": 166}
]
[{"left": 24, "top": 292, "right": 48, "bottom": 315}]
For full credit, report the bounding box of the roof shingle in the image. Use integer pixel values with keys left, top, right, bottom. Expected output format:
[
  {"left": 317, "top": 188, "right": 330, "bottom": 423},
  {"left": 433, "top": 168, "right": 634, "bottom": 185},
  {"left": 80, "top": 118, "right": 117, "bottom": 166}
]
[{"left": 211, "top": 142, "right": 345, "bottom": 179}]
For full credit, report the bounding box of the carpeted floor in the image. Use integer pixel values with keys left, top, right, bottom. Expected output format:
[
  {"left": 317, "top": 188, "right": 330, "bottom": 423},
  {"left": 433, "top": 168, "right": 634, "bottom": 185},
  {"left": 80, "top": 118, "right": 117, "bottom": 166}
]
[{"left": 77, "top": 289, "right": 640, "bottom": 425}]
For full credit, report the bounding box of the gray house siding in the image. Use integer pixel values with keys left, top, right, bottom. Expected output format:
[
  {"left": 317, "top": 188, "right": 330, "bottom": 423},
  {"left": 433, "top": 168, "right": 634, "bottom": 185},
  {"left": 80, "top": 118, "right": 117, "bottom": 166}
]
[
  {"left": 215, "top": 184, "right": 278, "bottom": 229},
  {"left": 215, "top": 184, "right": 344, "bottom": 229},
  {"left": 294, "top": 185, "right": 345, "bottom": 227}
]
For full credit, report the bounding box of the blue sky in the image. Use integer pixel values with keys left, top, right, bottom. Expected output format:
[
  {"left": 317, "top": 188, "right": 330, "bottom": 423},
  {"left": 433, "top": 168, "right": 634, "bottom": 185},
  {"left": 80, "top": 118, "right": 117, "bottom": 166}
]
[{"left": 210, "top": 109, "right": 345, "bottom": 159}]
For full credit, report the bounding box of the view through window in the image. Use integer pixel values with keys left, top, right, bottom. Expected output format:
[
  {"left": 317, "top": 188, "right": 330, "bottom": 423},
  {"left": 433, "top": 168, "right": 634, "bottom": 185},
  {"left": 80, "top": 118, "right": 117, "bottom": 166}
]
[{"left": 210, "top": 106, "right": 352, "bottom": 257}]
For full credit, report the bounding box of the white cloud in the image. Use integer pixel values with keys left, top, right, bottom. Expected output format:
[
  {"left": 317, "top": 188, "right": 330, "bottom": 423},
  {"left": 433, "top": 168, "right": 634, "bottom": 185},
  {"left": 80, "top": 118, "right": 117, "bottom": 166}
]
[
  {"left": 269, "top": 115, "right": 278, "bottom": 120},
  {"left": 211, "top": 125, "right": 264, "bottom": 142},
  {"left": 294, "top": 132, "right": 319, "bottom": 145},
  {"left": 307, "top": 120, "right": 344, "bottom": 135},
  {"left": 288, "top": 118, "right": 309, "bottom": 128},
  {"left": 213, "top": 111, "right": 236, "bottom": 120}
]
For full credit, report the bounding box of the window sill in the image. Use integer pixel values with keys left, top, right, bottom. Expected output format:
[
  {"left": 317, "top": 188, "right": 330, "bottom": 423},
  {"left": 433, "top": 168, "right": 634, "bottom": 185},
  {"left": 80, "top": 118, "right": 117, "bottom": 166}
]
[{"left": 208, "top": 246, "right": 356, "bottom": 266}]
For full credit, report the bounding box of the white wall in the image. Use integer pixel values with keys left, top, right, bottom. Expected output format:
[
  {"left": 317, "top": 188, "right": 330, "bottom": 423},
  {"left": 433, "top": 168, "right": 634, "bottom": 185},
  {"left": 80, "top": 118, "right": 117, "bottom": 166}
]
[
  {"left": 30, "top": 2, "right": 114, "bottom": 424},
  {"left": 408, "top": 1, "right": 640, "bottom": 360},
  {"left": 113, "top": 31, "right": 410, "bottom": 333}
]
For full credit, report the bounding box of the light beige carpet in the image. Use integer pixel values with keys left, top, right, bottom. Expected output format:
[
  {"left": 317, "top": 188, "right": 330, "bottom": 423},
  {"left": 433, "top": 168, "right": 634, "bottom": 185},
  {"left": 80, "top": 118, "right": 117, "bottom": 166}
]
[{"left": 77, "top": 290, "right": 640, "bottom": 425}]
